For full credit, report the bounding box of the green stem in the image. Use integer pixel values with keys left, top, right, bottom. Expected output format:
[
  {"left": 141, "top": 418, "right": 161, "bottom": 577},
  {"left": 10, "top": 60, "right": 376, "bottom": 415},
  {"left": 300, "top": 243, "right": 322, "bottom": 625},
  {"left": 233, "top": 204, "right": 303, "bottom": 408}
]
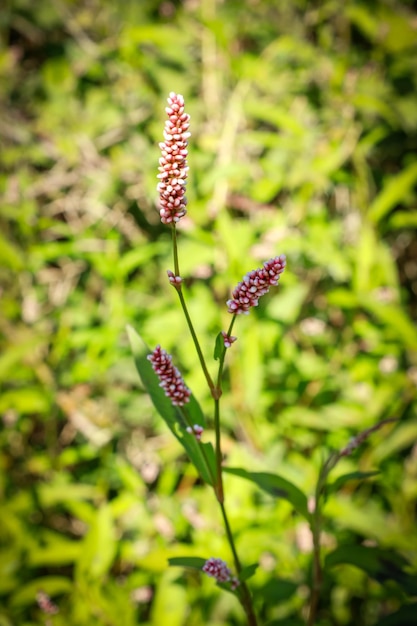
[
  {"left": 212, "top": 316, "right": 236, "bottom": 502},
  {"left": 219, "top": 501, "right": 258, "bottom": 626},
  {"left": 171, "top": 225, "right": 216, "bottom": 397},
  {"left": 171, "top": 226, "right": 257, "bottom": 624},
  {"left": 177, "top": 406, "right": 217, "bottom": 487},
  {"left": 213, "top": 397, "right": 223, "bottom": 501},
  {"left": 216, "top": 316, "right": 236, "bottom": 391}
]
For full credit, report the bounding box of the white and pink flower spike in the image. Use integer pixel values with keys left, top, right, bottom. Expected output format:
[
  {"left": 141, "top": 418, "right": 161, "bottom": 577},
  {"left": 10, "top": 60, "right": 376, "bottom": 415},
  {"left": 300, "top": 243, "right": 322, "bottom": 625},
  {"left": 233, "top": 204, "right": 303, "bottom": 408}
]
[
  {"left": 227, "top": 255, "right": 286, "bottom": 315},
  {"left": 147, "top": 345, "right": 191, "bottom": 406},
  {"left": 157, "top": 92, "right": 190, "bottom": 225}
]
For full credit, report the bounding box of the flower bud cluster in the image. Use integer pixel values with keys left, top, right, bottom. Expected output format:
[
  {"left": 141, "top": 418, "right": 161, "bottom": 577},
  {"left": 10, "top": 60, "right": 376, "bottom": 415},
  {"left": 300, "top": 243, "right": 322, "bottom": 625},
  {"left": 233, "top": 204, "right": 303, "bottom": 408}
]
[
  {"left": 157, "top": 92, "right": 190, "bottom": 224},
  {"left": 186, "top": 424, "right": 204, "bottom": 441},
  {"left": 167, "top": 269, "right": 182, "bottom": 286},
  {"left": 221, "top": 331, "right": 237, "bottom": 348},
  {"left": 227, "top": 255, "right": 287, "bottom": 315},
  {"left": 147, "top": 345, "right": 191, "bottom": 406}
]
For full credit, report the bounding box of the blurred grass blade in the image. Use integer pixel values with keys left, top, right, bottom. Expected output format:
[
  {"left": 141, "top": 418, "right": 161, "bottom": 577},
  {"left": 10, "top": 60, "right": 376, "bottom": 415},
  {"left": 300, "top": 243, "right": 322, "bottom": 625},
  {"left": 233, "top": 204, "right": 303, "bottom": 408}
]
[{"left": 368, "top": 162, "right": 417, "bottom": 223}]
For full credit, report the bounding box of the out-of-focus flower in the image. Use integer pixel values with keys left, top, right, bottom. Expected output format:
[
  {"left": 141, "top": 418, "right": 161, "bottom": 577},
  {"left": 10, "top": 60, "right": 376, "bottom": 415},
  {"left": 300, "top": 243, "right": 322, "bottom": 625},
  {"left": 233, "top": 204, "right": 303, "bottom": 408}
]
[
  {"left": 147, "top": 345, "right": 191, "bottom": 406},
  {"left": 36, "top": 591, "right": 59, "bottom": 615},
  {"left": 227, "top": 255, "right": 286, "bottom": 315},
  {"left": 202, "top": 557, "right": 239, "bottom": 588},
  {"left": 157, "top": 92, "right": 190, "bottom": 224}
]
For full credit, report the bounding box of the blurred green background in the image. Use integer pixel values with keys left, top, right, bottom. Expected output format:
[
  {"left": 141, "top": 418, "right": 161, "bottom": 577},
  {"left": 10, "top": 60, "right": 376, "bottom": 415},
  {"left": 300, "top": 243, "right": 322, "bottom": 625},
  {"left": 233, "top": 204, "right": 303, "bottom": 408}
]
[{"left": 1, "top": 1, "right": 417, "bottom": 624}]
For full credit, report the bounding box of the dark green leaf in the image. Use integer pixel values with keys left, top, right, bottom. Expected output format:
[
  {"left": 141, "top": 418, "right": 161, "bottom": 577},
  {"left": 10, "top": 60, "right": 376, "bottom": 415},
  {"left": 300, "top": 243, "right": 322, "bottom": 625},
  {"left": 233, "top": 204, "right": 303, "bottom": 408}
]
[
  {"left": 213, "top": 332, "right": 224, "bottom": 361},
  {"left": 239, "top": 563, "right": 258, "bottom": 582},
  {"left": 260, "top": 578, "right": 298, "bottom": 604},
  {"left": 224, "top": 468, "right": 310, "bottom": 521},
  {"left": 328, "top": 471, "right": 380, "bottom": 494},
  {"left": 168, "top": 556, "right": 207, "bottom": 569},
  {"left": 376, "top": 603, "right": 417, "bottom": 626},
  {"left": 325, "top": 545, "right": 417, "bottom": 595}
]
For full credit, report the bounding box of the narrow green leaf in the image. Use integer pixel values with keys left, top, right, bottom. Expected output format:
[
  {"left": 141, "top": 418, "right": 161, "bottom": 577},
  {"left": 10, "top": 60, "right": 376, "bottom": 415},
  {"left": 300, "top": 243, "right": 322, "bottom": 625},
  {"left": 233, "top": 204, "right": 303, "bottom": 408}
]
[
  {"left": 127, "top": 325, "right": 216, "bottom": 485},
  {"left": 240, "top": 563, "right": 258, "bottom": 582},
  {"left": 168, "top": 556, "right": 206, "bottom": 569},
  {"left": 261, "top": 578, "right": 298, "bottom": 603},
  {"left": 76, "top": 504, "right": 116, "bottom": 580},
  {"left": 325, "top": 545, "right": 417, "bottom": 595},
  {"left": 360, "top": 298, "right": 417, "bottom": 351},
  {"left": 214, "top": 332, "right": 224, "bottom": 361},
  {"left": 389, "top": 210, "right": 417, "bottom": 230},
  {"left": 224, "top": 468, "right": 310, "bottom": 521},
  {"left": 368, "top": 162, "right": 417, "bottom": 223},
  {"left": 328, "top": 471, "right": 380, "bottom": 494},
  {"left": 10, "top": 576, "right": 72, "bottom": 607}
]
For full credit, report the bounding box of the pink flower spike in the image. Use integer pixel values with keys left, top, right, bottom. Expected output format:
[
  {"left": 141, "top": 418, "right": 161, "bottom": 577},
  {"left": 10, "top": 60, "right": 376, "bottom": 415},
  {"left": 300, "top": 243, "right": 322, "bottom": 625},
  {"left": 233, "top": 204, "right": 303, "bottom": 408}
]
[
  {"left": 202, "top": 558, "right": 233, "bottom": 583},
  {"left": 157, "top": 92, "right": 190, "bottom": 225},
  {"left": 227, "top": 255, "right": 286, "bottom": 315},
  {"left": 221, "top": 331, "right": 237, "bottom": 348},
  {"left": 147, "top": 345, "right": 191, "bottom": 406}
]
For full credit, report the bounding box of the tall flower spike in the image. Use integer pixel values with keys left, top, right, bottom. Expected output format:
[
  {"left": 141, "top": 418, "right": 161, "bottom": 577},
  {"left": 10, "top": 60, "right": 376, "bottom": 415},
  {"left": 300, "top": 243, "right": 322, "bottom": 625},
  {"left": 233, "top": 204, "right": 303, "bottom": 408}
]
[
  {"left": 147, "top": 345, "right": 191, "bottom": 406},
  {"left": 227, "top": 255, "right": 286, "bottom": 315},
  {"left": 157, "top": 92, "right": 190, "bottom": 224}
]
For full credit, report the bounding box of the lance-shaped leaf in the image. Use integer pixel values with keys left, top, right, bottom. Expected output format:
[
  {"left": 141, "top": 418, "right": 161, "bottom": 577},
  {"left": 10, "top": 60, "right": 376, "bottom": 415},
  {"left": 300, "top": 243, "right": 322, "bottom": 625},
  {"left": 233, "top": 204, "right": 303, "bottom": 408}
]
[
  {"left": 213, "top": 331, "right": 224, "bottom": 361},
  {"left": 327, "top": 470, "right": 380, "bottom": 494},
  {"left": 127, "top": 325, "right": 216, "bottom": 486},
  {"left": 325, "top": 545, "right": 417, "bottom": 596},
  {"left": 224, "top": 467, "right": 310, "bottom": 521},
  {"left": 168, "top": 556, "right": 207, "bottom": 569}
]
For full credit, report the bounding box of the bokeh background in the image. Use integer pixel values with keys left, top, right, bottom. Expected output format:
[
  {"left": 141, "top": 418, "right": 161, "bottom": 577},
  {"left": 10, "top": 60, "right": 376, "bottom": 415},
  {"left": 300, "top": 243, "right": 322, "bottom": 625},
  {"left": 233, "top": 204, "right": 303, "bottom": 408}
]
[{"left": 1, "top": 1, "right": 417, "bottom": 624}]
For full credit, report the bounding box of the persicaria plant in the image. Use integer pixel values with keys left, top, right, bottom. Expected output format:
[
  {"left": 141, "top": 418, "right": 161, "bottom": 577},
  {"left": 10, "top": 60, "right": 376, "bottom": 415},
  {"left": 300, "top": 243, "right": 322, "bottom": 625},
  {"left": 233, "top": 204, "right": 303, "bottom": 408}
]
[{"left": 127, "top": 92, "right": 398, "bottom": 626}]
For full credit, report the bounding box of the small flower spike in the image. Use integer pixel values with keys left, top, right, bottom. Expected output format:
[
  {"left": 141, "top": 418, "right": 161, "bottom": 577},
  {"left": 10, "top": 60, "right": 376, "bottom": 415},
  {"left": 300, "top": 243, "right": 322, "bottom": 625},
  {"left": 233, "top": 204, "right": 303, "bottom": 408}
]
[
  {"left": 157, "top": 92, "right": 190, "bottom": 224},
  {"left": 221, "top": 331, "right": 237, "bottom": 348},
  {"left": 227, "top": 255, "right": 286, "bottom": 315},
  {"left": 202, "top": 558, "right": 240, "bottom": 588},
  {"left": 147, "top": 345, "right": 191, "bottom": 406},
  {"left": 186, "top": 424, "right": 204, "bottom": 441}
]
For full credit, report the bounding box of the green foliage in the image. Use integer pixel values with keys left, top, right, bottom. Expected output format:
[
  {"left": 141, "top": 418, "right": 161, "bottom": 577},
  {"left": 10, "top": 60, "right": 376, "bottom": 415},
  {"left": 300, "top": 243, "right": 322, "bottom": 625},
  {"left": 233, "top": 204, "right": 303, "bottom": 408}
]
[{"left": 1, "top": 0, "right": 417, "bottom": 624}]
